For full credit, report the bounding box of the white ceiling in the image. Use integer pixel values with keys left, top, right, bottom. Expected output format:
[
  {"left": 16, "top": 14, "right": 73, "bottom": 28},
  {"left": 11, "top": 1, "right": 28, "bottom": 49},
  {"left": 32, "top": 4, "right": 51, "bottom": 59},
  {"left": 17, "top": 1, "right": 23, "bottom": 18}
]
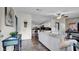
[{"left": 14, "top": 7, "right": 79, "bottom": 25}]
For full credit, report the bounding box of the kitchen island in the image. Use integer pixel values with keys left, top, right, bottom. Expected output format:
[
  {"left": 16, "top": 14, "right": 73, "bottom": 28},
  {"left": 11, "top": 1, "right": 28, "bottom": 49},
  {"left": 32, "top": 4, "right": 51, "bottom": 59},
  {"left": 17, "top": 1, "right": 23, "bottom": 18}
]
[{"left": 38, "top": 31, "right": 61, "bottom": 51}]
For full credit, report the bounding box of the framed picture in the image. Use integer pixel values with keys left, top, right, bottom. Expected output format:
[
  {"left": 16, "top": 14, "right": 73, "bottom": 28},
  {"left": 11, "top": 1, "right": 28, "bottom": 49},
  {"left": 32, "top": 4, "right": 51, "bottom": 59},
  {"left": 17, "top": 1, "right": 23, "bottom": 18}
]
[
  {"left": 5, "top": 7, "right": 15, "bottom": 27},
  {"left": 24, "top": 22, "right": 27, "bottom": 28}
]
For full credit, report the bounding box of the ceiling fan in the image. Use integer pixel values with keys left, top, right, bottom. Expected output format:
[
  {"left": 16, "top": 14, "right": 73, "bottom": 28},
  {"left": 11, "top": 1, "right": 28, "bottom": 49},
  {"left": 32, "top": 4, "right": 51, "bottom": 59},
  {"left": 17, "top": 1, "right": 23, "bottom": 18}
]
[{"left": 56, "top": 13, "right": 68, "bottom": 19}]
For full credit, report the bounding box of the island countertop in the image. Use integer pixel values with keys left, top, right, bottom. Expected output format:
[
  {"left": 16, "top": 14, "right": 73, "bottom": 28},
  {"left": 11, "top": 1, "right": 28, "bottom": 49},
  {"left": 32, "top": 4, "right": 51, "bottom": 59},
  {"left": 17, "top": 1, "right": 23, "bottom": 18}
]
[{"left": 38, "top": 31, "right": 61, "bottom": 51}]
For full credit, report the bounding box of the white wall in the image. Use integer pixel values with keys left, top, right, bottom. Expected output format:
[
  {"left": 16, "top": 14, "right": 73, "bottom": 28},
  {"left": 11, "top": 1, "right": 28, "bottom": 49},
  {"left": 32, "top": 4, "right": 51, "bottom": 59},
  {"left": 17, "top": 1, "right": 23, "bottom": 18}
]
[
  {"left": 0, "top": 7, "right": 16, "bottom": 51},
  {"left": 0, "top": 8, "right": 2, "bottom": 30},
  {"left": 0, "top": 7, "right": 32, "bottom": 40},
  {"left": 16, "top": 12, "right": 32, "bottom": 40},
  {"left": 50, "top": 17, "right": 66, "bottom": 35},
  {"left": 0, "top": 7, "right": 16, "bottom": 40},
  {"left": 0, "top": 7, "right": 32, "bottom": 50}
]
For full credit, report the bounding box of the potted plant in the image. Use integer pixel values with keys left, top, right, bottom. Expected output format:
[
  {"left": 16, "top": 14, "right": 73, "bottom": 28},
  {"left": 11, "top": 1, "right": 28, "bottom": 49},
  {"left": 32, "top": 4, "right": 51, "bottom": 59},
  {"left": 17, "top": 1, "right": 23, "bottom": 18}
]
[{"left": 9, "top": 32, "right": 17, "bottom": 37}]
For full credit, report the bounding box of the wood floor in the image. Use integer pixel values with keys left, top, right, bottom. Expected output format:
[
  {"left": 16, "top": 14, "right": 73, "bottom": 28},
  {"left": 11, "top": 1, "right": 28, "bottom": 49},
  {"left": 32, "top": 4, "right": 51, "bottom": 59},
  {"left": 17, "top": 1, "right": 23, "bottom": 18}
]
[
  {"left": 21, "top": 38, "right": 49, "bottom": 51},
  {"left": 0, "top": 36, "right": 49, "bottom": 51}
]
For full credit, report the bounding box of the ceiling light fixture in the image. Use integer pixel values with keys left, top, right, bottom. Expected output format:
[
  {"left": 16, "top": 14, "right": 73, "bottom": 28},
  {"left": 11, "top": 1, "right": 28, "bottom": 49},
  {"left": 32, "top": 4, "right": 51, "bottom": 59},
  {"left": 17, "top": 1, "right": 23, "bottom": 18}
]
[
  {"left": 36, "top": 9, "right": 40, "bottom": 11},
  {"left": 36, "top": 8, "right": 42, "bottom": 12}
]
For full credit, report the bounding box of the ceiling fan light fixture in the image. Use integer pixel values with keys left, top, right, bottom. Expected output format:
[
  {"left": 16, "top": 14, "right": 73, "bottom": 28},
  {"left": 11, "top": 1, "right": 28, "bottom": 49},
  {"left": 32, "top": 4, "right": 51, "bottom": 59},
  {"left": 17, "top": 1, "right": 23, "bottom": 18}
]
[
  {"left": 56, "top": 13, "right": 68, "bottom": 19},
  {"left": 57, "top": 15, "right": 61, "bottom": 19}
]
